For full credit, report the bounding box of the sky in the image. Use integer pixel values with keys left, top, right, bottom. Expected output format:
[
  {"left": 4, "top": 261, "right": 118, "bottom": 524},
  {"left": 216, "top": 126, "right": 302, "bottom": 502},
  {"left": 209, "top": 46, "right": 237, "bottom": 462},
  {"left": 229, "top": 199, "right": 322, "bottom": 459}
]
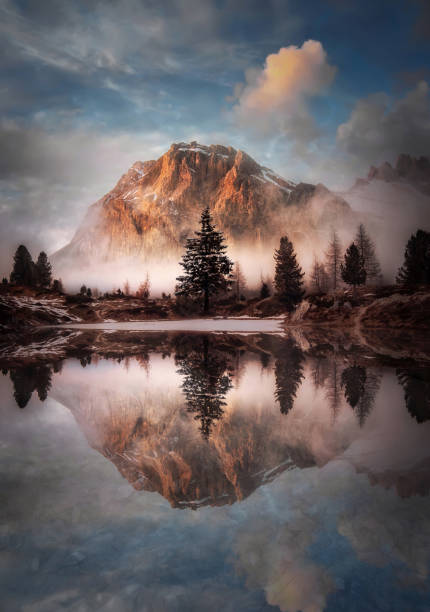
[{"left": 1, "top": 0, "right": 430, "bottom": 263}]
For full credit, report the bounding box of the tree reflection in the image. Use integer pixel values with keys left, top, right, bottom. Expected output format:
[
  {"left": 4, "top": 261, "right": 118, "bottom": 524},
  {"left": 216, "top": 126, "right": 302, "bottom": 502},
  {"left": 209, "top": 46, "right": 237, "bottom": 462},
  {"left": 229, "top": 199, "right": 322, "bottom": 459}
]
[
  {"left": 341, "top": 366, "right": 366, "bottom": 408},
  {"left": 274, "top": 338, "right": 305, "bottom": 415},
  {"left": 176, "top": 336, "right": 233, "bottom": 439},
  {"left": 8, "top": 364, "right": 53, "bottom": 408},
  {"left": 341, "top": 365, "right": 381, "bottom": 426},
  {"left": 326, "top": 360, "right": 342, "bottom": 421},
  {"left": 397, "top": 367, "right": 430, "bottom": 423}
]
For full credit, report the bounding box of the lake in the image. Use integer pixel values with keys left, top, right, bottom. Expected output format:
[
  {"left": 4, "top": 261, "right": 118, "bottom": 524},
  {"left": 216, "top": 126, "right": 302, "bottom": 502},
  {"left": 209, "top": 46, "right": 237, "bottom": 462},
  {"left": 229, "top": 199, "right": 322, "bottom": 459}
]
[{"left": 1, "top": 328, "right": 429, "bottom": 611}]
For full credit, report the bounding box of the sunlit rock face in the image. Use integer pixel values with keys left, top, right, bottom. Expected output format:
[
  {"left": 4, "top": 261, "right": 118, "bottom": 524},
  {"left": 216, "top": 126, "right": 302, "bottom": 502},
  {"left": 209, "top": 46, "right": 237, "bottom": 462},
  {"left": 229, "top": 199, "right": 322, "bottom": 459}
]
[{"left": 52, "top": 141, "right": 352, "bottom": 266}]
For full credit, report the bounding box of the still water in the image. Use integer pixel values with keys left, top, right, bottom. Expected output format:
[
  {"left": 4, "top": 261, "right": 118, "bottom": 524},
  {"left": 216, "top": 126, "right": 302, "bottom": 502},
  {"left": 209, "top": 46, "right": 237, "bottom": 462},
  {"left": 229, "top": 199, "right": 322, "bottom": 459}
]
[{"left": 1, "top": 331, "right": 429, "bottom": 611}]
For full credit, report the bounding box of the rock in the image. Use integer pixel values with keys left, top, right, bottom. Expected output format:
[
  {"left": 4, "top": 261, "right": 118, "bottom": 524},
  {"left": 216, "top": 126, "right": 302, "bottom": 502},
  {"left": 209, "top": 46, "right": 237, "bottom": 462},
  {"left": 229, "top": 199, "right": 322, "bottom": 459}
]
[{"left": 52, "top": 141, "right": 352, "bottom": 269}]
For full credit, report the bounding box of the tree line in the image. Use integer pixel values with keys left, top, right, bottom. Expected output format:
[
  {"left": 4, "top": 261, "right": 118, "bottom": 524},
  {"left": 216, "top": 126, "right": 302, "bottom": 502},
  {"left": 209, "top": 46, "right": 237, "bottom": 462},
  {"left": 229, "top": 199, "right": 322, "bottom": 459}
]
[
  {"left": 175, "top": 207, "right": 430, "bottom": 312},
  {"left": 3, "top": 244, "right": 63, "bottom": 292},
  {"left": 5, "top": 208, "right": 430, "bottom": 313}
]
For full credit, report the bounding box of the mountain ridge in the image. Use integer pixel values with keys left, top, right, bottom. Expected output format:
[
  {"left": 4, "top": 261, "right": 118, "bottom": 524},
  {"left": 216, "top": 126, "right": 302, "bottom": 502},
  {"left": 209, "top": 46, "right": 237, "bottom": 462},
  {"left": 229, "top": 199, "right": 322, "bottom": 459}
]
[{"left": 53, "top": 141, "right": 352, "bottom": 269}]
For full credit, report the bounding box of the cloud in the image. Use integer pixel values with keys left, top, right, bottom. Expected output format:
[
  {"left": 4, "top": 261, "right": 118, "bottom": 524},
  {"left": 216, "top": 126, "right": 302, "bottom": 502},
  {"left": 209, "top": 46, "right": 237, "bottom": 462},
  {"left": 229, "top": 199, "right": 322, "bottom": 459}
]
[
  {"left": 0, "top": 119, "right": 170, "bottom": 270},
  {"left": 336, "top": 81, "right": 430, "bottom": 164},
  {"left": 231, "top": 40, "right": 337, "bottom": 145}
]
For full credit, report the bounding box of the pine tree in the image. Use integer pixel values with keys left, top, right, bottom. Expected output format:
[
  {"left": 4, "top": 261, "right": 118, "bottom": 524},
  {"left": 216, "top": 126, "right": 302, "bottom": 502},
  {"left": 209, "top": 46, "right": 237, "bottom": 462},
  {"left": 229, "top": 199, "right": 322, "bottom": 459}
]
[
  {"left": 232, "top": 261, "right": 247, "bottom": 300},
  {"left": 10, "top": 245, "right": 35, "bottom": 286},
  {"left": 310, "top": 257, "right": 329, "bottom": 293},
  {"left": 80, "top": 285, "right": 87, "bottom": 295},
  {"left": 397, "top": 229, "right": 430, "bottom": 285},
  {"left": 260, "top": 280, "right": 271, "bottom": 299},
  {"left": 52, "top": 278, "right": 63, "bottom": 293},
  {"left": 341, "top": 243, "right": 366, "bottom": 289},
  {"left": 176, "top": 207, "right": 233, "bottom": 313},
  {"left": 355, "top": 224, "right": 381, "bottom": 284},
  {"left": 325, "top": 230, "right": 342, "bottom": 291},
  {"left": 36, "top": 251, "right": 52, "bottom": 288},
  {"left": 274, "top": 236, "right": 305, "bottom": 311}
]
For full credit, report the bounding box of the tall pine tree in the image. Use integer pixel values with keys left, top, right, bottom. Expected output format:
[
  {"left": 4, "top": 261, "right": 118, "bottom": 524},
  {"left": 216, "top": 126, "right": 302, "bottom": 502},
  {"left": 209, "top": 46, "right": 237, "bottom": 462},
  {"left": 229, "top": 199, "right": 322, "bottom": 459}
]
[
  {"left": 274, "top": 236, "right": 304, "bottom": 311},
  {"left": 341, "top": 243, "right": 366, "bottom": 289},
  {"left": 397, "top": 229, "right": 430, "bottom": 285},
  {"left": 176, "top": 207, "right": 233, "bottom": 313},
  {"left": 10, "top": 245, "right": 35, "bottom": 286},
  {"left": 355, "top": 224, "right": 382, "bottom": 284},
  {"left": 36, "top": 252, "right": 52, "bottom": 288}
]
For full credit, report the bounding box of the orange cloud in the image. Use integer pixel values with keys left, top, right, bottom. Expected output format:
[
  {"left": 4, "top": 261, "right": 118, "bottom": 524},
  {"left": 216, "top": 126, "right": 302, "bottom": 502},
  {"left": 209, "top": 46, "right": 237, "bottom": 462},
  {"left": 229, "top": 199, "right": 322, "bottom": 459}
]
[{"left": 235, "top": 40, "right": 336, "bottom": 115}]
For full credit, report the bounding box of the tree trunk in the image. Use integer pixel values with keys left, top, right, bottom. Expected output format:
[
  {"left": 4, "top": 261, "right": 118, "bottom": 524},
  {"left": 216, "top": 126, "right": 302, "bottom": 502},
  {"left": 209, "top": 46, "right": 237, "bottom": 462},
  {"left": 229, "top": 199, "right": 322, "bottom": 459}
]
[{"left": 204, "top": 285, "right": 209, "bottom": 314}]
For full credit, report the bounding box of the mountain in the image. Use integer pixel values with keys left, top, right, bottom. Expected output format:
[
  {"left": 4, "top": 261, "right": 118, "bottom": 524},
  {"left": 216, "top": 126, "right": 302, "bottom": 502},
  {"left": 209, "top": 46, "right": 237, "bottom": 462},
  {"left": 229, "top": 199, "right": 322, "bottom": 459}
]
[
  {"left": 53, "top": 141, "right": 352, "bottom": 270},
  {"left": 366, "top": 154, "right": 430, "bottom": 195},
  {"left": 338, "top": 154, "right": 430, "bottom": 280}
]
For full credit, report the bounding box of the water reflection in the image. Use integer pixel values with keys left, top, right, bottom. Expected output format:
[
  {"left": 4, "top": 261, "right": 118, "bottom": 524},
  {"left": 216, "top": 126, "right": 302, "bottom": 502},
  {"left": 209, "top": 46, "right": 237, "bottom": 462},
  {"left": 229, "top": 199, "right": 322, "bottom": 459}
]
[
  {"left": 1, "top": 331, "right": 430, "bottom": 611},
  {"left": 176, "top": 335, "right": 233, "bottom": 439},
  {"left": 397, "top": 367, "right": 430, "bottom": 423}
]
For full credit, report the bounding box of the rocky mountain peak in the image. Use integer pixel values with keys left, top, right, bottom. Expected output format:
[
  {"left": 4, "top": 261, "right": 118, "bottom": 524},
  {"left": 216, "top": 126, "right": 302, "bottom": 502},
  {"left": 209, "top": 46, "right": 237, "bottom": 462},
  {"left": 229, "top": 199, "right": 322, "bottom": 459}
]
[
  {"left": 366, "top": 154, "right": 430, "bottom": 194},
  {"left": 52, "top": 141, "right": 352, "bottom": 269}
]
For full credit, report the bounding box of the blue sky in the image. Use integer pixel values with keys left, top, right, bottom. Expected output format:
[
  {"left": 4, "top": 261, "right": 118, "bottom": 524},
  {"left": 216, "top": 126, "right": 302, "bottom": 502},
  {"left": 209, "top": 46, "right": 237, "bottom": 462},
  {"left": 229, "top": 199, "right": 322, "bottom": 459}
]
[{"left": 0, "top": 0, "right": 429, "bottom": 260}]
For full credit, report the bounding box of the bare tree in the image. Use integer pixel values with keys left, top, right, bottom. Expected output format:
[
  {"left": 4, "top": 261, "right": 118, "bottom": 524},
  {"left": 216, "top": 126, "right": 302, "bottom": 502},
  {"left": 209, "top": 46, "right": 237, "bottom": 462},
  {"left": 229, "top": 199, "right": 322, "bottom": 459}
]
[
  {"left": 325, "top": 230, "right": 342, "bottom": 291},
  {"left": 310, "top": 257, "right": 330, "bottom": 293},
  {"left": 123, "top": 279, "right": 130, "bottom": 296},
  {"left": 232, "top": 261, "right": 247, "bottom": 300},
  {"left": 136, "top": 273, "right": 150, "bottom": 300}
]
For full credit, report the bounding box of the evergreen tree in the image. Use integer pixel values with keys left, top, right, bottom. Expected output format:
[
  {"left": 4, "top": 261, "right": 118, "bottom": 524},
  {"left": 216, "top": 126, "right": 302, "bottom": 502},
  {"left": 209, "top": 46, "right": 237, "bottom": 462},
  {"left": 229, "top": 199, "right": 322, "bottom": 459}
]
[
  {"left": 86, "top": 287, "right": 92, "bottom": 297},
  {"left": 355, "top": 224, "right": 382, "bottom": 284},
  {"left": 52, "top": 278, "right": 63, "bottom": 293},
  {"left": 10, "top": 245, "right": 35, "bottom": 286},
  {"left": 310, "top": 257, "right": 329, "bottom": 293},
  {"left": 396, "top": 229, "right": 430, "bottom": 285},
  {"left": 176, "top": 207, "right": 233, "bottom": 313},
  {"left": 36, "top": 251, "right": 52, "bottom": 288},
  {"left": 341, "top": 243, "right": 366, "bottom": 289},
  {"left": 260, "top": 280, "right": 271, "bottom": 299},
  {"left": 274, "top": 236, "right": 304, "bottom": 311},
  {"left": 325, "top": 230, "right": 342, "bottom": 291},
  {"left": 80, "top": 285, "right": 87, "bottom": 295},
  {"left": 232, "top": 261, "right": 247, "bottom": 300}
]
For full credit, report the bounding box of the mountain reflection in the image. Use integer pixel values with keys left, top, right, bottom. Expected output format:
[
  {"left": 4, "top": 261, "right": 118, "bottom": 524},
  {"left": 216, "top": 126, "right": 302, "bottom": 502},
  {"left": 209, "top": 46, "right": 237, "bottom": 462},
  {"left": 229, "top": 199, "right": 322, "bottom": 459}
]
[{"left": 2, "top": 331, "right": 430, "bottom": 507}]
